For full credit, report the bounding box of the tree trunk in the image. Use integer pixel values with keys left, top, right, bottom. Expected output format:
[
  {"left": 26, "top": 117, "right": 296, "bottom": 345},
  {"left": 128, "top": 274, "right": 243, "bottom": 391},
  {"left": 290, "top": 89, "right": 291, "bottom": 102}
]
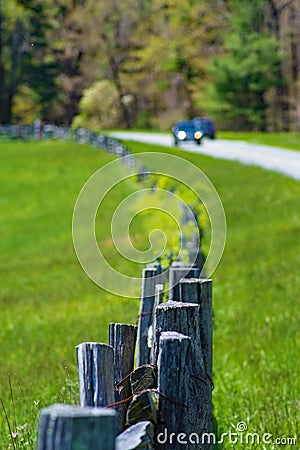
[
  {"left": 6, "top": 20, "right": 23, "bottom": 123},
  {"left": 266, "top": 0, "right": 296, "bottom": 130},
  {"left": 0, "top": 4, "right": 7, "bottom": 123},
  {"left": 101, "top": 29, "right": 133, "bottom": 129}
]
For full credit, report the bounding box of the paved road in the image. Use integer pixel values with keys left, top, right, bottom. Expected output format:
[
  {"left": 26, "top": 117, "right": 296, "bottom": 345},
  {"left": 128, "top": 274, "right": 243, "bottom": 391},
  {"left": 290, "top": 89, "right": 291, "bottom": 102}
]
[{"left": 110, "top": 131, "right": 300, "bottom": 181}]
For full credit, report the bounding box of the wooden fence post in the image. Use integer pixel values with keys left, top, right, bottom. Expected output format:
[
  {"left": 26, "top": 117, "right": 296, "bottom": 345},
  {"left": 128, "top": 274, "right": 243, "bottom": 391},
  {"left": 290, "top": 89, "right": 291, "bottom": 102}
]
[
  {"left": 188, "top": 232, "right": 205, "bottom": 270},
  {"left": 115, "top": 421, "right": 155, "bottom": 450},
  {"left": 180, "top": 278, "right": 213, "bottom": 445},
  {"left": 36, "top": 404, "right": 117, "bottom": 450},
  {"left": 147, "top": 262, "right": 165, "bottom": 286},
  {"left": 180, "top": 278, "right": 213, "bottom": 379},
  {"left": 151, "top": 301, "right": 204, "bottom": 370},
  {"left": 76, "top": 342, "right": 114, "bottom": 407},
  {"left": 136, "top": 268, "right": 157, "bottom": 367},
  {"left": 109, "top": 322, "right": 137, "bottom": 431},
  {"left": 168, "top": 265, "right": 200, "bottom": 301},
  {"left": 151, "top": 301, "right": 210, "bottom": 444},
  {"left": 156, "top": 331, "right": 192, "bottom": 450},
  {"left": 180, "top": 278, "right": 199, "bottom": 304},
  {"left": 149, "top": 283, "right": 164, "bottom": 362},
  {"left": 153, "top": 283, "right": 164, "bottom": 312}
]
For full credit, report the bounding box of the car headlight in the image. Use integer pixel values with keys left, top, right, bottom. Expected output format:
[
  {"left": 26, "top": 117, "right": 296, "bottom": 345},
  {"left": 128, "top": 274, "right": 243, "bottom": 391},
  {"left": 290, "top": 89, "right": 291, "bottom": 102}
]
[
  {"left": 177, "top": 130, "right": 186, "bottom": 140},
  {"left": 194, "top": 131, "right": 203, "bottom": 140}
]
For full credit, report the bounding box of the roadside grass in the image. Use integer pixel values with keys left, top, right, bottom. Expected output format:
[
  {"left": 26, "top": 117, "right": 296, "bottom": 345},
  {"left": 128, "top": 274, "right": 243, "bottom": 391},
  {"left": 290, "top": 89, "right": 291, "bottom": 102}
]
[
  {"left": 218, "top": 131, "right": 300, "bottom": 151},
  {"left": 0, "top": 140, "right": 142, "bottom": 447},
  {"left": 1, "top": 138, "right": 299, "bottom": 448},
  {"left": 124, "top": 140, "right": 300, "bottom": 447}
]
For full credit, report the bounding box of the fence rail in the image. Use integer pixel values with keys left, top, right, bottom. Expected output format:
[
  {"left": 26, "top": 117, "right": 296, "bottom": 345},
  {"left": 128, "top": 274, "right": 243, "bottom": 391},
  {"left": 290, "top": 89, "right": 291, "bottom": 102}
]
[{"left": 0, "top": 123, "right": 129, "bottom": 155}]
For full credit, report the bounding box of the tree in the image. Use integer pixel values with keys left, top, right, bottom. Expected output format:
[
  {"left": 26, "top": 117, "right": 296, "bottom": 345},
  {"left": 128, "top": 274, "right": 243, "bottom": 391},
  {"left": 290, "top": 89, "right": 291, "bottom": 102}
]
[
  {"left": 1, "top": 0, "right": 298, "bottom": 130},
  {"left": 128, "top": 0, "right": 229, "bottom": 127},
  {"left": 265, "top": 0, "right": 299, "bottom": 130},
  {"left": 0, "top": 0, "right": 29, "bottom": 122},
  {"left": 46, "top": 0, "right": 89, "bottom": 124},
  {"left": 19, "top": 0, "right": 62, "bottom": 122},
  {"left": 0, "top": 0, "right": 62, "bottom": 123},
  {"left": 72, "top": 79, "right": 122, "bottom": 129},
  {"left": 74, "top": 0, "right": 146, "bottom": 128},
  {"left": 206, "top": 32, "right": 282, "bottom": 130},
  {"left": 205, "top": 0, "right": 283, "bottom": 130}
]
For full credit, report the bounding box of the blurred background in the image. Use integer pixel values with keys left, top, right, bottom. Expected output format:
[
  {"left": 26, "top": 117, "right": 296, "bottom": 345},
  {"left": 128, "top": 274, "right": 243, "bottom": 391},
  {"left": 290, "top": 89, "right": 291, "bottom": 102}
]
[{"left": 1, "top": 0, "right": 300, "bottom": 132}]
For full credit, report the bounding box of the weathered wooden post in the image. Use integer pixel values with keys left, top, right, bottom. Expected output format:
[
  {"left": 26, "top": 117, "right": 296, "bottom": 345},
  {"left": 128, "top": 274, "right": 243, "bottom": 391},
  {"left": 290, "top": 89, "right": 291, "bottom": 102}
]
[
  {"left": 136, "top": 268, "right": 157, "bottom": 367},
  {"left": 149, "top": 283, "right": 164, "bottom": 362},
  {"left": 151, "top": 301, "right": 205, "bottom": 370},
  {"left": 151, "top": 301, "right": 210, "bottom": 445},
  {"left": 153, "top": 283, "right": 164, "bottom": 312},
  {"left": 180, "top": 278, "right": 199, "bottom": 304},
  {"left": 188, "top": 232, "right": 205, "bottom": 270},
  {"left": 156, "top": 331, "right": 192, "bottom": 450},
  {"left": 147, "top": 261, "right": 165, "bottom": 286},
  {"left": 116, "top": 421, "right": 155, "bottom": 450},
  {"left": 180, "top": 278, "right": 213, "bottom": 378},
  {"left": 109, "top": 322, "right": 137, "bottom": 430},
  {"left": 76, "top": 342, "right": 114, "bottom": 407},
  {"left": 125, "top": 365, "right": 158, "bottom": 429},
  {"left": 180, "top": 278, "right": 213, "bottom": 445},
  {"left": 36, "top": 404, "right": 117, "bottom": 450},
  {"left": 168, "top": 264, "right": 200, "bottom": 301},
  {"left": 171, "top": 261, "right": 194, "bottom": 268}
]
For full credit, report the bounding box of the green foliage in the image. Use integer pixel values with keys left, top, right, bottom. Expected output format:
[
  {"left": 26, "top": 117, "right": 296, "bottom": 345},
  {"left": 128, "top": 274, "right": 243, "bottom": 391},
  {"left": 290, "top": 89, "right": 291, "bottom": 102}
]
[
  {"left": 72, "top": 80, "right": 122, "bottom": 130},
  {"left": 1, "top": 0, "right": 299, "bottom": 131},
  {"left": 130, "top": 0, "right": 228, "bottom": 121},
  {"left": 20, "top": 0, "right": 61, "bottom": 119},
  {"left": 230, "top": 0, "right": 266, "bottom": 33},
  {"left": 1, "top": 0, "right": 29, "bottom": 24},
  {"left": 12, "top": 84, "right": 41, "bottom": 123},
  {"left": 135, "top": 110, "right": 153, "bottom": 129},
  {"left": 0, "top": 0, "right": 61, "bottom": 123},
  {"left": 135, "top": 171, "right": 207, "bottom": 264},
  {"left": 205, "top": 26, "right": 282, "bottom": 130}
]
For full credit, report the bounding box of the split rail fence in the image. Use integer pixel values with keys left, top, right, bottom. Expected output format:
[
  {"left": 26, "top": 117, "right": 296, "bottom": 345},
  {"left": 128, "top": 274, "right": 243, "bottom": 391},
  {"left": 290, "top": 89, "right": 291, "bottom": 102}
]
[
  {"left": 0, "top": 123, "right": 214, "bottom": 449},
  {"left": 36, "top": 261, "right": 213, "bottom": 450}
]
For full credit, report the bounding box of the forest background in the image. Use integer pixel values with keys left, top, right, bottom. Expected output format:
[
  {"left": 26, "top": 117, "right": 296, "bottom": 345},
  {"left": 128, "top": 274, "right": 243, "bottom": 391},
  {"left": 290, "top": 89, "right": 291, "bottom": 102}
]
[{"left": 1, "top": 0, "right": 300, "bottom": 132}]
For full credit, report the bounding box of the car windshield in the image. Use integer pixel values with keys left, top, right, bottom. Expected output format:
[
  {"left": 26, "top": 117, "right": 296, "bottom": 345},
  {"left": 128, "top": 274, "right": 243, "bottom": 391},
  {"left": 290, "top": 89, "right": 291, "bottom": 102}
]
[{"left": 176, "top": 122, "right": 195, "bottom": 130}]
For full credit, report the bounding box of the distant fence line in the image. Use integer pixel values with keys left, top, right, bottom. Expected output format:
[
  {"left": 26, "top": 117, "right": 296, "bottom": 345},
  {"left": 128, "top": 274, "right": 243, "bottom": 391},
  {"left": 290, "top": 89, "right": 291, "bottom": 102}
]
[
  {"left": 0, "top": 123, "right": 146, "bottom": 178},
  {"left": 0, "top": 123, "right": 71, "bottom": 140}
]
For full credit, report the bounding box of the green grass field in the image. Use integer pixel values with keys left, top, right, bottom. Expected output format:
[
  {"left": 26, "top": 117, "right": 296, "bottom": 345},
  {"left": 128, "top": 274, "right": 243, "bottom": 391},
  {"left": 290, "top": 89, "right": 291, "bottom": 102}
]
[
  {"left": 0, "top": 140, "right": 143, "bottom": 447},
  {"left": 0, "top": 138, "right": 299, "bottom": 448},
  {"left": 218, "top": 131, "right": 300, "bottom": 151}
]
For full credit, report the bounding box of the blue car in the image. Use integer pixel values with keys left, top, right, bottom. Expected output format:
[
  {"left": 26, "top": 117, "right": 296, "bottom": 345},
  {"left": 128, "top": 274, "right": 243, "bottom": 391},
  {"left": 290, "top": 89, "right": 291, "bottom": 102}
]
[
  {"left": 192, "top": 117, "right": 216, "bottom": 139},
  {"left": 172, "top": 120, "right": 204, "bottom": 146}
]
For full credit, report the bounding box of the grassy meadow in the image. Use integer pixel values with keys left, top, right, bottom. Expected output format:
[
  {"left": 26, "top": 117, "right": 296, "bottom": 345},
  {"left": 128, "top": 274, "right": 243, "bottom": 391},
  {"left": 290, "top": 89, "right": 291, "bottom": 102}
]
[
  {"left": 0, "top": 137, "right": 299, "bottom": 448},
  {"left": 0, "top": 140, "right": 142, "bottom": 447},
  {"left": 218, "top": 131, "right": 300, "bottom": 151}
]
